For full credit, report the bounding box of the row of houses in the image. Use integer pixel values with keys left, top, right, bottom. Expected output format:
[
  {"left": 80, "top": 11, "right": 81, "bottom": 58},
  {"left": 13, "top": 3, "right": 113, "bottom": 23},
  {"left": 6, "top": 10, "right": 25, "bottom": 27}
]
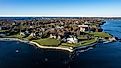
[{"left": 0, "top": 18, "right": 104, "bottom": 43}]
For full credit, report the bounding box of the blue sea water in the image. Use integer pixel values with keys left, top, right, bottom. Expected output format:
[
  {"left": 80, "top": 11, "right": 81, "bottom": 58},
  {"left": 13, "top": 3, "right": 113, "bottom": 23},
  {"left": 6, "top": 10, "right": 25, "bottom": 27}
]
[
  {"left": 70, "top": 20, "right": 121, "bottom": 68},
  {"left": 0, "top": 20, "right": 121, "bottom": 68},
  {"left": 0, "top": 41, "right": 70, "bottom": 68}
]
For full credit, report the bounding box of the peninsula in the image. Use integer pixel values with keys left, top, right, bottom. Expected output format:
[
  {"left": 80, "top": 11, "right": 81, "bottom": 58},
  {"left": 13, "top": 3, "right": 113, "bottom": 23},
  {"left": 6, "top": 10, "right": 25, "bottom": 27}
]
[{"left": 0, "top": 17, "right": 116, "bottom": 52}]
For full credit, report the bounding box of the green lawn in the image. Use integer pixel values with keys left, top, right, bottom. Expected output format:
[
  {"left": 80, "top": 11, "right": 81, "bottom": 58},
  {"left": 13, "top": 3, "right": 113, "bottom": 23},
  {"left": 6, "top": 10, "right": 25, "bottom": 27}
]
[
  {"left": 77, "top": 35, "right": 88, "bottom": 40},
  {"left": 88, "top": 32, "right": 112, "bottom": 38},
  {"left": 32, "top": 38, "right": 61, "bottom": 47},
  {"left": 60, "top": 37, "right": 98, "bottom": 47},
  {"left": 0, "top": 30, "right": 8, "bottom": 32},
  {"left": 79, "top": 38, "right": 97, "bottom": 46},
  {"left": 60, "top": 43, "right": 78, "bottom": 47}
]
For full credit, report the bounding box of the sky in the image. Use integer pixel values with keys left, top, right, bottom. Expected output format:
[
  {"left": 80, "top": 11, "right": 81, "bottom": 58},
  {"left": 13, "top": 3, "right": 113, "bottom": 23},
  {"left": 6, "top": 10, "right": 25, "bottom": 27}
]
[{"left": 0, "top": 0, "right": 121, "bottom": 17}]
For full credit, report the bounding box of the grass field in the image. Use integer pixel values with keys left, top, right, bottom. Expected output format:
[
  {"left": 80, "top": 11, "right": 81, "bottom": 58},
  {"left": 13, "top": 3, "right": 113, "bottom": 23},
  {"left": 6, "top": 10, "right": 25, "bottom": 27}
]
[
  {"left": 79, "top": 38, "right": 97, "bottom": 46},
  {"left": 88, "top": 32, "right": 112, "bottom": 38},
  {"left": 32, "top": 38, "right": 61, "bottom": 47}
]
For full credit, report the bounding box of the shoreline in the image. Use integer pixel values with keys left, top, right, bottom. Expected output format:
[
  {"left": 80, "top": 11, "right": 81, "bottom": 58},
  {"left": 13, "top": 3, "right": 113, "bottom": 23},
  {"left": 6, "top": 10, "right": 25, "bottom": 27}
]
[
  {"left": 0, "top": 21, "right": 116, "bottom": 53},
  {"left": 0, "top": 38, "right": 98, "bottom": 53},
  {"left": 0, "top": 38, "right": 73, "bottom": 52}
]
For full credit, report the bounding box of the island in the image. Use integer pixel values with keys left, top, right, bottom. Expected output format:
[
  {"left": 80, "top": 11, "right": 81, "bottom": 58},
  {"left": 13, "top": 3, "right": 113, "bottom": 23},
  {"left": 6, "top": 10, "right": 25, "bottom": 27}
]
[{"left": 0, "top": 17, "right": 117, "bottom": 52}]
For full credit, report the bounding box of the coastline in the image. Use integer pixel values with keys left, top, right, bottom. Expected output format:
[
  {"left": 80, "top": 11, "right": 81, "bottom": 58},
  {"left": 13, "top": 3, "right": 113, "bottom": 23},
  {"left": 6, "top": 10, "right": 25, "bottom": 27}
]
[
  {"left": 0, "top": 38, "right": 99, "bottom": 53},
  {"left": 0, "top": 21, "right": 117, "bottom": 53},
  {"left": 0, "top": 38, "right": 73, "bottom": 52}
]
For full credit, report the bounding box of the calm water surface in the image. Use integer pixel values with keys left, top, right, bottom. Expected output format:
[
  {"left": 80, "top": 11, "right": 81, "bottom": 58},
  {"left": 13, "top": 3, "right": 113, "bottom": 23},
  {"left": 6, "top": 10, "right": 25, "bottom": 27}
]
[
  {"left": 0, "top": 20, "right": 121, "bottom": 68},
  {"left": 0, "top": 41, "right": 70, "bottom": 68},
  {"left": 70, "top": 20, "right": 121, "bottom": 68}
]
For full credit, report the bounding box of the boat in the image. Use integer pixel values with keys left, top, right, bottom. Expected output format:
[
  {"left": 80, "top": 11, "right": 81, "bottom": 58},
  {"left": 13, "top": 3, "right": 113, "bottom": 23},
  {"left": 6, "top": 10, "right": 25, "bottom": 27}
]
[
  {"left": 45, "top": 58, "right": 48, "bottom": 61},
  {"left": 16, "top": 50, "right": 19, "bottom": 53}
]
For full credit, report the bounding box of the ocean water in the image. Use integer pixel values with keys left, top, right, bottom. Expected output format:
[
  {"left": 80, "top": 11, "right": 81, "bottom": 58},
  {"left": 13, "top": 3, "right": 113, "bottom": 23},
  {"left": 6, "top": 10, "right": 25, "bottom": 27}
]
[
  {"left": 0, "top": 41, "right": 70, "bottom": 68},
  {"left": 0, "top": 20, "right": 121, "bottom": 68},
  {"left": 70, "top": 20, "right": 121, "bottom": 68}
]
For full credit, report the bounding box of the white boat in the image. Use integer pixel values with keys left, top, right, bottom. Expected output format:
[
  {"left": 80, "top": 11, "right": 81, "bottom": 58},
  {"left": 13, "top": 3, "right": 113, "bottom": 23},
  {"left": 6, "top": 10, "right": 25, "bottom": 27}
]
[{"left": 16, "top": 50, "right": 19, "bottom": 53}]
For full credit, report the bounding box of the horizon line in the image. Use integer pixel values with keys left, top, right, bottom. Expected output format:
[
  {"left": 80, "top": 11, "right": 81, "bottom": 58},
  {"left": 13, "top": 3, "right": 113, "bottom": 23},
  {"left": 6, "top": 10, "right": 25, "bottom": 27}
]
[{"left": 0, "top": 15, "right": 121, "bottom": 17}]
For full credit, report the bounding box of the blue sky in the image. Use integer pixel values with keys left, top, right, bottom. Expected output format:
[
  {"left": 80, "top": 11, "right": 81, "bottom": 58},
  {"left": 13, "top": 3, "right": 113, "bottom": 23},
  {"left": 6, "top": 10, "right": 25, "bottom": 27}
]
[{"left": 0, "top": 0, "right": 121, "bottom": 17}]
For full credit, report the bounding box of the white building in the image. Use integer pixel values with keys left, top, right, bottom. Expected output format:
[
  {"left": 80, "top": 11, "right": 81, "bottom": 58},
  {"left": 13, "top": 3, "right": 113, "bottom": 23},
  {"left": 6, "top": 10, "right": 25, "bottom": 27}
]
[
  {"left": 78, "top": 24, "right": 89, "bottom": 32},
  {"left": 56, "top": 25, "right": 64, "bottom": 29},
  {"left": 49, "top": 34, "right": 56, "bottom": 39},
  {"left": 20, "top": 32, "right": 25, "bottom": 36},
  {"left": 60, "top": 21, "right": 64, "bottom": 25},
  {"left": 85, "top": 21, "right": 89, "bottom": 24},
  {"left": 30, "top": 26, "right": 33, "bottom": 28},
  {"left": 30, "top": 33, "right": 36, "bottom": 37},
  {"left": 67, "top": 36, "right": 78, "bottom": 43}
]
